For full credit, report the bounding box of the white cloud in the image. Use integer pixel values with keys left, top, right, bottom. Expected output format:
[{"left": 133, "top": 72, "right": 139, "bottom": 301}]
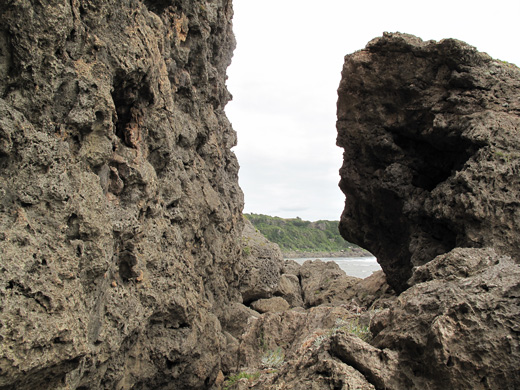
[{"left": 227, "top": 0, "right": 520, "bottom": 221}]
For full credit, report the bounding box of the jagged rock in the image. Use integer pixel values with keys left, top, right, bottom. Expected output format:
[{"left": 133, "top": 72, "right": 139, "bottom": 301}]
[
  {"left": 329, "top": 332, "right": 404, "bottom": 389},
  {"left": 282, "top": 259, "right": 302, "bottom": 275},
  {"left": 218, "top": 302, "right": 260, "bottom": 339},
  {"left": 231, "top": 306, "right": 377, "bottom": 389},
  {"left": 346, "top": 248, "right": 520, "bottom": 389},
  {"left": 238, "top": 219, "right": 284, "bottom": 304},
  {"left": 237, "top": 306, "right": 364, "bottom": 371},
  {"left": 0, "top": 1, "right": 242, "bottom": 389},
  {"left": 253, "top": 346, "right": 376, "bottom": 390},
  {"left": 349, "top": 270, "right": 395, "bottom": 309},
  {"left": 250, "top": 297, "right": 290, "bottom": 313},
  {"left": 337, "top": 32, "right": 520, "bottom": 292}
]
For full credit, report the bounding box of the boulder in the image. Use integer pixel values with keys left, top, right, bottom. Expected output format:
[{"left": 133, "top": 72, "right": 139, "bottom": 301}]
[
  {"left": 275, "top": 273, "right": 304, "bottom": 308},
  {"left": 237, "top": 306, "right": 367, "bottom": 371},
  {"left": 336, "top": 32, "right": 520, "bottom": 389},
  {"left": 230, "top": 306, "right": 377, "bottom": 389},
  {"left": 299, "top": 260, "right": 361, "bottom": 307},
  {"left": 282, "top": 259, "right": 302, "bottom": 275},
  {"left": 218, "top": 302, "right": 261, "bottom": 339},
  {"left": 238, "top": 219, "right": 284, "bottom": 304},
  {"left": 250, "top": 297, "right": 290, "bottom": 313}
]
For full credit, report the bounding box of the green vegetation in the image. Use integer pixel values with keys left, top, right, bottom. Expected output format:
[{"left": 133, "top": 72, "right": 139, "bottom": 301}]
[
  {"left": 261, "top": 347, "right": 285, "bottom": 369},
  {"left": 244, "top": 213, "right": 359, "bottom": 253},
  {"left": 335, "top": 317, "right": 371, "bottom": 342},
  {"left": 312, "top": 316, "right": 372, "bottom": 348},
  {"left": 223, "top": 372, "right": 261, "bottom": 389}
]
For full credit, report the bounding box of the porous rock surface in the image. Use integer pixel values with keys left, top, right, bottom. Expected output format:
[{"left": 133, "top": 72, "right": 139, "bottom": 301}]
[
  {"left": 334, "top": 33, "right": 520, "bottom": 389},
  {"left": 0, "top": 1, "right": 242, "bottom": 389},
  {"left": 236, "top": 306, "right": 377, "bottom": 390},
  {"left": 337, "top": 32, "right": 520, "bottom": 292}
]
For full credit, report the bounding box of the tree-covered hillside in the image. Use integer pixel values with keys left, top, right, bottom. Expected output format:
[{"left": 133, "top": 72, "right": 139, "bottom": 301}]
[{"left": 244, "top": 213, "right": 361, "bottom": 253}]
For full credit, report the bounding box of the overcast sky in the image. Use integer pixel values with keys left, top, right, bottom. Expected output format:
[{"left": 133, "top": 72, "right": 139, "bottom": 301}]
[{"left": 225, "top": 0, "right": 520, "bottom": 222}]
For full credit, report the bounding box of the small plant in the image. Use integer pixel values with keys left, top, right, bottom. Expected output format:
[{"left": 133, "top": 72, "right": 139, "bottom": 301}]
[
  {"left": 304, "top": 316, "right": 372, "bottom": 351},
  {"left": 313, "top": 334, "right": 328, "bottom": 348},
  {"left": 261, "top": 347, "right": 285, "bottom": 368},
  {"left": 258, "top": 329, "right": 269, "bottom": 351},
  {"left": 242, "top": 246, "right": 251, "bottom": 256},
  {"left": 334, "top": 317, "right": 371, "bottom": 342},
  {"left": 223, "top": 372, "right": 260, "bottom": 390}
]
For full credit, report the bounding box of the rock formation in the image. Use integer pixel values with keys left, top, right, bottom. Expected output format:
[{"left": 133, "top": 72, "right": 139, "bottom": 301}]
[
  {"left": 0, "top": 1, "right": 243, "bottom": 388},
  {"left": 335, "top": 32, "right": 520, "bottom": 389},
  {"left": 337, "top": 32, "right": 520, "bottom": 292},
  {"left": 228, "top": 32, "right": 520, "bottom": 390},
  {"left": 2, "top": 2, "right": 519, "bottom": 387}
]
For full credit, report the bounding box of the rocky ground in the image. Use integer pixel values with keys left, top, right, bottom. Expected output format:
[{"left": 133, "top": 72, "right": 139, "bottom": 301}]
[
  {"left": 221, "top": 33, "right": 520, "bottom": 390},
  {"left": 220, "top": 219, "right": 395, "bottom": 389}
]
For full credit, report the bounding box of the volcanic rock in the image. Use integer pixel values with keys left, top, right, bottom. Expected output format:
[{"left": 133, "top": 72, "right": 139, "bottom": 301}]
[
  {"left": 237, "top": 219, "right": 284, "bottom": 304},
  {"left": 250, "top": 297, "right": 290, "bottom": 313},
  {"left": 336, "top": 32, "right": 520, "bottom": 389},
  {"left": 274, "top": 273, "right": 304, "bottom": 307},
  {"left": 337, "top": 32, "right": 520, "bottom": 292},
  {"left": 0, "top": 1, "right": 242, "bottom": 389}
]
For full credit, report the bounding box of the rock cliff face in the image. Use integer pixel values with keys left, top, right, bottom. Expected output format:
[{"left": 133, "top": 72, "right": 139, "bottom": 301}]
[
  {"left": 0, "top": 1, "right": 243, "bottom": 388},
  {"left": 337, "top": 32, "right": 520, "bottom": 292}
]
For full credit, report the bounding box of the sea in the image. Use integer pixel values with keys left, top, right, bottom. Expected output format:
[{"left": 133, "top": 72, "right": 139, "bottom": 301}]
[{"left": 289, "top": 256, "right": 381, "bottom": 279}]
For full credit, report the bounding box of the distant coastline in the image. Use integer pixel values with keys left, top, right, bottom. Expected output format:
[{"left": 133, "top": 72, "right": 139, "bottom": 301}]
[
  {"left": 283, "top": 247, "right": 374, "bottom": 259},
  {"left": 245, "top": 213, "right": 369, "bottom": 257}
]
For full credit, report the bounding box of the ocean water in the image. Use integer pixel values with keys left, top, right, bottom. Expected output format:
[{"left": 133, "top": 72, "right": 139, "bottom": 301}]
[{"left": 290, "top": 256, "right": 381, "bottom": 279}]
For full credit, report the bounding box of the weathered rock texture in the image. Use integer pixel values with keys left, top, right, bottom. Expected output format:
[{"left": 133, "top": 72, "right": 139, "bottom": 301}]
[
  {"left": 335, "top": 33, "right": 520, "bottom": 389},
  {"left": 337, "top": 32, "right": 520, "bottom": 292},
  {"left": 237, "top": 219, "right": 284, "bottom": 305},
  {"left": 370, "top": 248, "right": 520, "bottom": 389},
  {"left": 0, "top": 1, "right": 243, "bottom": 389},
  {"left": 235, "top": 306, "right": 377, "bottom": 390}
]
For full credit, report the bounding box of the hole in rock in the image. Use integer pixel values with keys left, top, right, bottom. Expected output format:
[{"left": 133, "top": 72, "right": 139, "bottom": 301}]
[
  {"left": 66, "top": 213, "right": 80, "bottom": 239},
  {"left": 166, "top": 358, "right": 180, "bottom": 370},
  {"left": 391, "top": 132, "right": 477, "bottom": 191},
  {"left": 446, "top": 355, "right": 454, "bottom": 367},
  {"left": 118, "top": 251, "right": 138, "bottom": 281},
  {"left": 143, "top": 0, "right": 171, "bottom": 15},
  {"left": 95, "top": 110, "right": 105, "bottom": 122},
  {"left": 111, "top": 71, "right": 153, "bottom": 148}
]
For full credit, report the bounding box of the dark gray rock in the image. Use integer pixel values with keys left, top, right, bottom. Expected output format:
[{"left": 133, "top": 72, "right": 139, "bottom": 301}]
[
  {"left": 337, "top": 32, "right": 520, "bottom": 292},
  {"left": 336, "top": 33, "right": 520, "bottom": 390},
  {"left": 0, "top": 1, "right": 242, "bottom": 389}
]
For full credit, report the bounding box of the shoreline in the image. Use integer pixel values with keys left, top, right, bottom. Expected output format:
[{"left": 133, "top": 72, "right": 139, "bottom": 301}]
[{"left": 283, "top": 248, "right": 374, "bottom": 259}]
